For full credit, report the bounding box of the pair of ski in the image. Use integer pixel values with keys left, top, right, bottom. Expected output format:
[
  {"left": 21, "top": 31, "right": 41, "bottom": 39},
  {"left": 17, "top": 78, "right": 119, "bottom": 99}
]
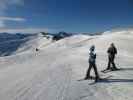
[
  {"left": 89, "top": 68, "right": 121, "bottom": 85},
  {"left": 78, "top": 68, "right": 121, "bottom": 85},
  {"left": 101, "top": 68, "right": 121, "bottom": 73},
  {"left": 78, "top": 75, "right": 112, "bottom": 85}
]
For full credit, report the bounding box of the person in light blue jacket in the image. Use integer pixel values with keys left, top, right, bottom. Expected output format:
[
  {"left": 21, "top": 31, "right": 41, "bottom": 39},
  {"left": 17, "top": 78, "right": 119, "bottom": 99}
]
[{"left": 85, "top": 45, "right": 100, "bottom": 82}]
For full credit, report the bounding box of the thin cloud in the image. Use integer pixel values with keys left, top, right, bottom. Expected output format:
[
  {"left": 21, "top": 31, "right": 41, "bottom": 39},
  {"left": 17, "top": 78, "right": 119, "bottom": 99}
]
[
  {"left": 0, "top": 17, "right": 26, "bottom": 22},
  {"left": 0, "top": 28, "right": 49, "bottom": 33},
  {"left": 0, "top": 0, "right": 24, "bottom": 10},
  {"left": 0, "top": 0, "right": 24, "bottom": 27},
  {"left": 0, "top": 21, "right": 5, "bottom": 27}
]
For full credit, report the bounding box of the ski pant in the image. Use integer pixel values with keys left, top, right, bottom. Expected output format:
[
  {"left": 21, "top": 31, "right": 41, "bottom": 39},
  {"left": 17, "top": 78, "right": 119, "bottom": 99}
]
[
  {"left": 107, "top": 55, "right": 117, "bottom": 69},
  {"left": 85, "top": 62, "right": 99, "bottom": 79}
]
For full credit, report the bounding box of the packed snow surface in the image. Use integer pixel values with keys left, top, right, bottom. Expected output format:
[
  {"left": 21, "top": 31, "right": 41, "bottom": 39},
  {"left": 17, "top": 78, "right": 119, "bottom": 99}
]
[{"left": 0, "top": 30, "right": 133, "bottom": 100}]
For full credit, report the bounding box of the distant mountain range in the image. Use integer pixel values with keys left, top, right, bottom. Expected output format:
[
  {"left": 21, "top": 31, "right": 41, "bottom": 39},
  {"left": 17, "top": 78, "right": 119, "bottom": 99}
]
[
  {"left": 0, "top": 31, "right": 108, "bottom": 57},
  {"left": 0, "top": 33, "right": 38, "bottom": 57},
  {"left": 0, "top": 33, "right": 36, "bottom": 43}
]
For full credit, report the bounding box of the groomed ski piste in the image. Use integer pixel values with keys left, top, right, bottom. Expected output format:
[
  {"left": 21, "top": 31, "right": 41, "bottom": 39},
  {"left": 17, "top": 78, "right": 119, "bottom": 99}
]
[{"left": 0, "top": 29, "right": 133, "bottom": 100}]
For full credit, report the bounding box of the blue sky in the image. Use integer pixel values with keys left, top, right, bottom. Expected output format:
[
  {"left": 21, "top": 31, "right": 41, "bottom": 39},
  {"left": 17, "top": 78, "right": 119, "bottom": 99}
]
[{"left": 0, "top": 0, "right": 133, "bottom": 33}]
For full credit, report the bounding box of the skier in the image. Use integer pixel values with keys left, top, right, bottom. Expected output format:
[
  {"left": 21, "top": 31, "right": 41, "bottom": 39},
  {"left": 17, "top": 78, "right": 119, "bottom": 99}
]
[
  {"left": 84, "top": 45, "right": 100, "bottom": 82},
  {"left": 106, "top": 43, "right": 118, "bottom": 70}
]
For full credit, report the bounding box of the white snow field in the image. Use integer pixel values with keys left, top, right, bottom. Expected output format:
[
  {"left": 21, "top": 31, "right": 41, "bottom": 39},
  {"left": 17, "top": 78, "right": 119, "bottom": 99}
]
[{"left": 0, "top": 30, "right": 133, "bottom": 100}]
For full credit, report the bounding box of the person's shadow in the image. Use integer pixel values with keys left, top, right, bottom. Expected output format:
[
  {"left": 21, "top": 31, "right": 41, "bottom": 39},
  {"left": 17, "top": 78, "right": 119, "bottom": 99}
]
[
  {"left": 99, "top": 78, "right": 133, "bottom": 83},
  {"left": 78, "top": 67, "right": 133, "bottom": 83},
  {"left": 116, "top": 67, "right": 133, "bottom": 71},
  {"left": 99, "top": 67, "right": 133, "bottom": 83}
]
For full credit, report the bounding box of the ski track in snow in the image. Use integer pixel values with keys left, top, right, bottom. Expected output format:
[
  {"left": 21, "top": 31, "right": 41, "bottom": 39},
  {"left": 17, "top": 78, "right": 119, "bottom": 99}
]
[{"left": 0, "top": 31, "right": 133, "bottom": 100}]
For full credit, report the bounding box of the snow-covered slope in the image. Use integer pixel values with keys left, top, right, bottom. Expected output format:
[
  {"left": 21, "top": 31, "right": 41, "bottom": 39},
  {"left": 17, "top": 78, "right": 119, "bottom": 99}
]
[
  {"left": 0, "top": 30, "right": 133, "bottom": 100},
  {"left": 0, "top": 33, "right": 52, "bottom": 57}
]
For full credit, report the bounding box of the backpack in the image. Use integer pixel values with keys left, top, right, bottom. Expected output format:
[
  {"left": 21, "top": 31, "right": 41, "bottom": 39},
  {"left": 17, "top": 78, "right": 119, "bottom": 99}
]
[{"left": 108, "top": 47, "right": 117, "bottom": 55}]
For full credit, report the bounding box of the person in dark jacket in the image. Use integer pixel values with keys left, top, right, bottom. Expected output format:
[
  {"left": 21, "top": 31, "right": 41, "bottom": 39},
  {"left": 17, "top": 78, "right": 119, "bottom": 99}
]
[
  {"left": 85, "top": 45, "right": 100, "bottom": 82},
  {"left": 106, "top": 43, "right": 118, "bottom": 70}
]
